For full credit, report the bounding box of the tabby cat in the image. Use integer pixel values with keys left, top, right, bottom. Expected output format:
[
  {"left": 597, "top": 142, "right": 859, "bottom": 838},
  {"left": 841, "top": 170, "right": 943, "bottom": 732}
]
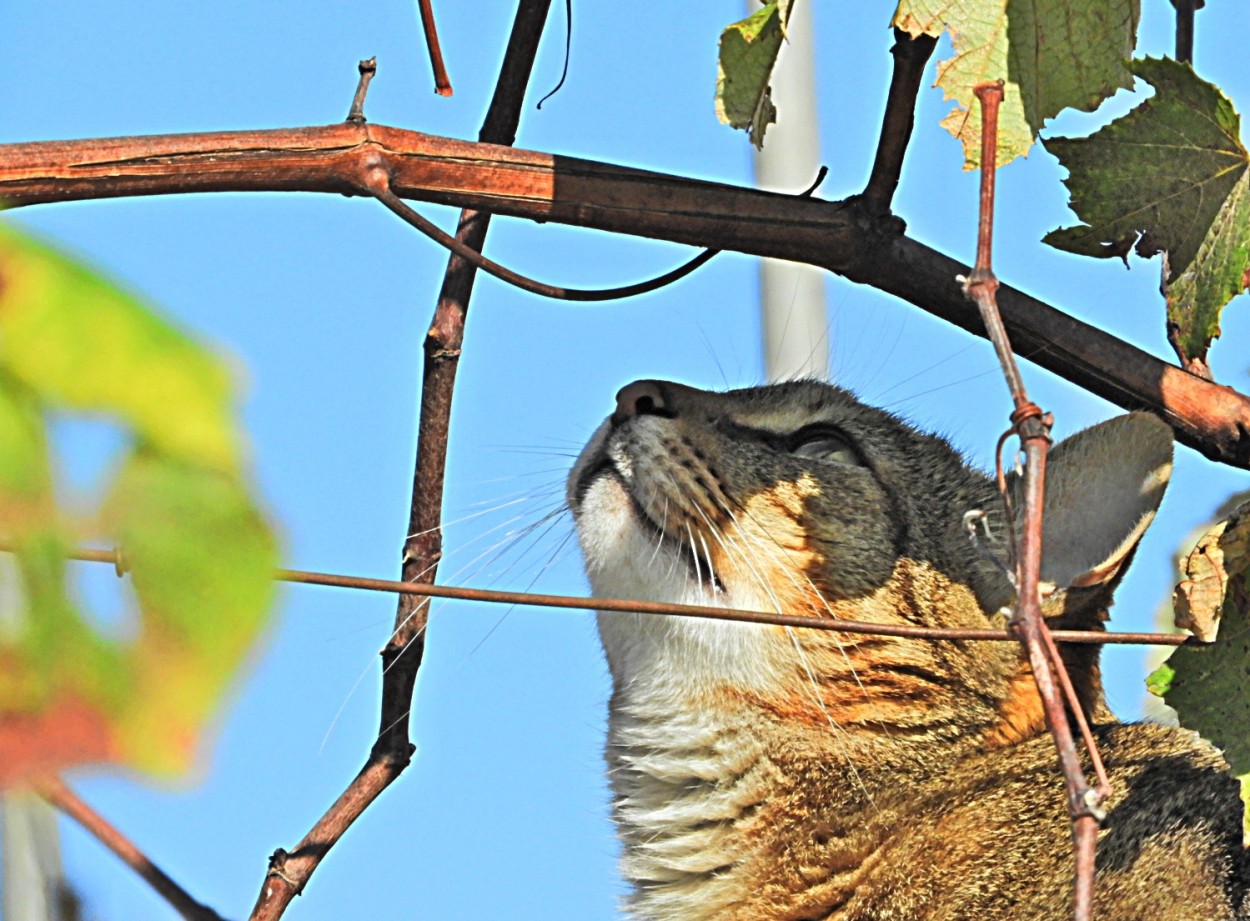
[{"left": 567, "top": 378, "right": 1248, "bottom": 920}]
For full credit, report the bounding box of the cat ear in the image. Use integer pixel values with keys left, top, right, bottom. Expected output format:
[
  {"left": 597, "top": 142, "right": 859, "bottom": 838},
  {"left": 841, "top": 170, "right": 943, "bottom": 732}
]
[{"left": 1011, "top": 413, "right": 1173, "bottom": 591}]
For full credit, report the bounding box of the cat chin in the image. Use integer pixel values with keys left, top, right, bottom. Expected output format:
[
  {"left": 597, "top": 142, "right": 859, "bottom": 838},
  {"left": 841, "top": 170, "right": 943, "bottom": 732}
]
[
  {"left": 575, "top": 472, "right": 785, "bottom": 695},
  {"left": 573, "top": 467, "right": 726, "bottom": 606},
  {"left": 570, "top": 423, "right": 789, "bottom": 695}
]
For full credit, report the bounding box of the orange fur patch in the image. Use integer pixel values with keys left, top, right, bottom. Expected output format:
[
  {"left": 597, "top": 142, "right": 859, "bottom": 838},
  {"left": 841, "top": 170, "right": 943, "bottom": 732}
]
[{"left": 981, "top": 659, "right": 1046, "bottom": 749}]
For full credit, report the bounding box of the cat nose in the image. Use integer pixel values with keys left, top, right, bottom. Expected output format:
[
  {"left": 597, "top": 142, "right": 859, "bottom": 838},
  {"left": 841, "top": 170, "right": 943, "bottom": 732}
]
[{"left": 613, "top": 380, "right": 673, "bottom": 426}]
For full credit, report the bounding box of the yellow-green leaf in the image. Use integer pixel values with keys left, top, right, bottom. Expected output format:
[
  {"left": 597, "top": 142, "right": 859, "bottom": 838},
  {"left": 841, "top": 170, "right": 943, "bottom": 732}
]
[
  {"left": 0, "top": 222, "right": 240, "bottom": 473},
  {"left": 894, "top": 0, "right": 1139, "bottom": 169},
  {"left": 0, "top": 376, "right": 52, "bottom": 503},
  {"left": 715, "top": 0, "right": 794, "bottom": 149},
  {"left": 104, "top": 451, "right": 278, "bottom": 776},
  {"left": 0, "top": 223, "right": 277, "bottom": 785},
  {"left": 0, "top": 377, "right": 132, "bottom": 785},
  {"left": 0, "top": 378, "right": 92, "bottom": 711}
]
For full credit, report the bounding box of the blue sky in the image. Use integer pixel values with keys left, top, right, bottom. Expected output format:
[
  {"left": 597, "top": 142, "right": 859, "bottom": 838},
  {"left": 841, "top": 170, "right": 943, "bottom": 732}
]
[{"left": 3, "top": 2, "right": 1249, "bottom": 919}]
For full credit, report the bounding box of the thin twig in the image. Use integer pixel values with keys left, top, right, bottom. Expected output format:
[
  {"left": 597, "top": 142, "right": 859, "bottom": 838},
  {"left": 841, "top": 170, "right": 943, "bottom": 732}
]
[
  {"left": 371, "top": 183, "right": 718, "bottom": 300},
  {"left": 416, "top": 0, "right": 453, "bottom": 96},
  {"left": 965, "top": 80, "right": 1101, "bottom": 921},
  {"left": 366, "top": 165, "right": 827, "bottom": 301},
  {"left": 345, "top": 58, "right": 377, "bottom": 124},
  {"left": 246, "top": 7, "right": 550, "bottom": 918},
  {"left": 32, "top": 775, "right": 227, "bottom": 921},
  {"left": 536, "top": 0, "right": 572, "bottom": 109},
  {"left": 1040, "top": 623, "right": 1112, "bottom": 797},
  {"left": 860, "top": 28, "right": 937, "bottom": 216},
  {"left": 5, "top": 128, "right": 1248, "bottom": 466},
  {"left": 8, "top": 542, "right": 1191, "bottom": 647}
]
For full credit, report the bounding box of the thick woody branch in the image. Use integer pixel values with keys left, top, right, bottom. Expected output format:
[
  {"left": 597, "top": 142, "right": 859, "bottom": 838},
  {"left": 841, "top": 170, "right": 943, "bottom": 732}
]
[
  {"left": 3, "top": 127, "right": 1249, "bottom": 467},
  {"left": 0, "top": 125, "right": 859, "bottom": 264}
]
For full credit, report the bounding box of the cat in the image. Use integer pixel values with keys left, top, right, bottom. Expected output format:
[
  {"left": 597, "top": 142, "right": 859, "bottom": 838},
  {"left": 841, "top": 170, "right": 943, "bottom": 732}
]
[{"left": 567, "top": 378, "right": 1249, "bottom": 920}]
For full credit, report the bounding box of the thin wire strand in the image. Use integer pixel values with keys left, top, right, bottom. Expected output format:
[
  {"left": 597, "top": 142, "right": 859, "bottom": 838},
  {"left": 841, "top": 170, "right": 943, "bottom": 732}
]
[{"left": 22, "top": 544, "right": 1192, "bottom": 647}]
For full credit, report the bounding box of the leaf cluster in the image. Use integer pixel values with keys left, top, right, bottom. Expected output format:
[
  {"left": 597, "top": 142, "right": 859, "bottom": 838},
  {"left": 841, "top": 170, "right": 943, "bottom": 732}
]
[{"left": 0, "top": 223, "right": 277, "bottom": 785}]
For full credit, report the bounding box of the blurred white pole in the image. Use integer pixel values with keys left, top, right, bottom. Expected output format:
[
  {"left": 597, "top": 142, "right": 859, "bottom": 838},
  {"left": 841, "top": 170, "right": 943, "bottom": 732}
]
[
  {"left": 3, "top": 795, "right": 70, "bottom": 921},
  {"left": 1, "top": 555, "right": 70, "bottom": 921},
  {"left": 752, "top": 0, "right": 828, "bottom": 382}
]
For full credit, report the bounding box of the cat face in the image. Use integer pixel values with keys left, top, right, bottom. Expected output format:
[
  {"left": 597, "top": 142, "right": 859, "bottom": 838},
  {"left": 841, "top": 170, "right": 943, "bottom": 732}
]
[
  {"left": 569, "top": 378, "right": 1009, "bottom": 624},
  {"left": 569, "top": 378, "right": 1171, "bottom": 734},
  {"left": 570, "top": 379, "right": 1017, "bottom": 715}
]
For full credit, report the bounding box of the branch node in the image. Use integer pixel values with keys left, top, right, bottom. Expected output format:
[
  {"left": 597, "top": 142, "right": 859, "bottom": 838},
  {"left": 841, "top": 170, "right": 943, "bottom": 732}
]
[
  {"left": 265, "top": 854, "right": 300, "bottom": 890},
  {"left": 1009, "top": 401, "right": 1052, "bottom": 441},
  {"left": 358, "top": 154, "right": 394, "bottom": 198},
  {"left": 112, "top": 544, "right": 130, "bottom": 577},
  {"left": 1079, "top": 787, "right": 1109, "bottom": 823}
]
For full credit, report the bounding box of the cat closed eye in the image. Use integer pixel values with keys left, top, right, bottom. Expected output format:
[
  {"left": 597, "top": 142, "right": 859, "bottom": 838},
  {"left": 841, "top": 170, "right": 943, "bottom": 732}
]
[{"left": 788, "top": 429, "right": 862, "bottom": 465}]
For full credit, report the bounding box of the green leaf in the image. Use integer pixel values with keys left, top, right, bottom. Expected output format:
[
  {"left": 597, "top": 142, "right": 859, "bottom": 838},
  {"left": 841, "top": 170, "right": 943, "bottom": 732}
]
[
  {"left": 104, "top": 451, "right": 278, "bottom": 776},
  {"left": 0, "top": 377, "right": 134, "bottom": 786},
  {"left": 0, "top": 222, "right": 240, "bottom": 473},
  {"left": 1145, "top": 661, "right": 1174, "bottom": 697},
  {"left": 894, "top": 0, "right": 1140, "bottom": 169},
  {"left": 715, "top": 0, "right": 794, "bottom": 149},
  {"left": 1152, "top": 501, "right": 1250, "bottom": 832},
  {"left": 1165, "top": 171, "right": 1250, "bottom": 375},
  {"left": 1044, "top": 58, "right": 1250, "bottom": 372},
  {"left": 0, "top": 377, "right": 90, "bottom": 712},
  {"left": 0, "top": 446, "right": 277, "bottom": 784},
  {"left": 0, "top": 375, "right": 54, "bottom": 516}
]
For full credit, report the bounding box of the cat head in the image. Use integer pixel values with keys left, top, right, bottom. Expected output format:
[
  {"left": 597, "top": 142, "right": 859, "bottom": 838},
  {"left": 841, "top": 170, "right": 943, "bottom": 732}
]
[{"left": 568, "top": 379, "right": 1172, "bottom": 743}]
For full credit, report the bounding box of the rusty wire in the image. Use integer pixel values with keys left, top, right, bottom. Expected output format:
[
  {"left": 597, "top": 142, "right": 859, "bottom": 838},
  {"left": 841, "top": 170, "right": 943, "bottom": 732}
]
[{"left": 32, "top": 543, "right": 1191, "bottom": 648}]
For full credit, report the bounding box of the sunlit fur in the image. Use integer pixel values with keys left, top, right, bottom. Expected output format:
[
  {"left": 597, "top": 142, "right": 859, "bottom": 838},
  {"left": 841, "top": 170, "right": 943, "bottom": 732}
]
[{"left": 568, "top": 379, "right": 1248, "bottom": 921}]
